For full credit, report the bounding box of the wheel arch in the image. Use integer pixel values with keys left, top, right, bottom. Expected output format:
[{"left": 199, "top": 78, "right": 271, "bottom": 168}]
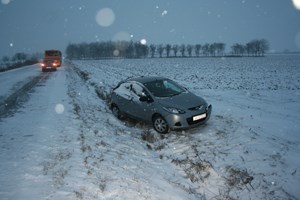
[{"left": 152, "top": 113, "right": 163, "bottom": 122}]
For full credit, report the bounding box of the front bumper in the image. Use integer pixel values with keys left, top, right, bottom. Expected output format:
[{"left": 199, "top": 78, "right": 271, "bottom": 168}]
[
  {"left": 42, "top": 66, "right": 57, "bottom": 71},
  {"left": 165, "top": 104, "right": 212, "bottom": 130}
]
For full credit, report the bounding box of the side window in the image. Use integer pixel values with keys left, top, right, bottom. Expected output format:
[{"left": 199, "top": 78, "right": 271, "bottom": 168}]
[
  {"left": 131, "top": 83, "right": 145, "bottom": 97},
  {"left": 114, "top": 82, "right": 132, "bottom": 100},
  {"left": 130, "top": 83, "right": 147, "bottom": 103},
  {"left": 115, "top": 82, "right": 148, "bottom": 101}
]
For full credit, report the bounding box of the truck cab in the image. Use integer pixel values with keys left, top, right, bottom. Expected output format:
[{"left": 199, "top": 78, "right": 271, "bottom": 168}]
[{"left": 44, "top": 50, "right": 62, "bottom": 67}]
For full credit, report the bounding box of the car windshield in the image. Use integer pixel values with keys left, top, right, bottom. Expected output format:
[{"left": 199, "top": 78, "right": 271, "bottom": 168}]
[
  {"left": 43, "top": 59, "right": 54, "bottom": 62},
  {"left": 45, "top": 51, "right": 60, "bottom": 57},
  {"left": 143, "top": 79, "right": 185, "bottom": 97}
]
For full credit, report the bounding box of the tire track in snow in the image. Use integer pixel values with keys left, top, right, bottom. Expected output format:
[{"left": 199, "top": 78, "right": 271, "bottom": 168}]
[{"left": 0, "top": 72, "right": 50, "bottom": 118}]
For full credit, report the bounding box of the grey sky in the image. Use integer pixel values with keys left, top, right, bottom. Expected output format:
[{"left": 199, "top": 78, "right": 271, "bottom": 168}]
[{"left": 1, "top": 0, "right": 300, "bottom": 57}]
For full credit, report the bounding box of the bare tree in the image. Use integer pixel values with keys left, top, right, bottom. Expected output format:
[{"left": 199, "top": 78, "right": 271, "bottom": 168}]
[
  {"left": 202, "top": 43, "right": 210, "bottom": 56},
  {"left": 209, "top": 43, "right": 216, "bottom": 56},
  {"left": 149, "top": 44, "right": 156, "bottom": 58},
  {"left": 180, "top": 44, "right": 186, "bottom": 57},
  {"left": 165, "top": 44, "right": 171, "bottom": 57},
  {"left": 134, "top": 42, "right": 148, "bottom": 58},
  {"left": 195, "top": 44, "right": 201, "bottom": 57},
  {"left": 2, "top": 56, "right": 10, "bottom": 64},
  {"left": 259, "top": 39, "right": 269, "bottom": 56},
  {"left": 125, "top": 41, "right": 135, "bottom": 58},
  {"left": 231, "top": 43, "right": 245, "bottom": 56},
  {"left": 187, "top": 45, "right": 193, "bottom": 57},
  {"left": 215, "top": 43, "right": 225, "bottom": 56},
  {"left": 12, "top": 52, "right": 27, "bottom": 62},
  {"left": 172, "top": 45, "right": 179, "bottom": 57},
  {"left": 245, "top": 39, "right": 270, "bottom": 56},
  {"left": 157, "top": 44, "right": 164, "bottom": 58},
  {"left": 245, "top": 42, "right": 253, "bottom": 57}
]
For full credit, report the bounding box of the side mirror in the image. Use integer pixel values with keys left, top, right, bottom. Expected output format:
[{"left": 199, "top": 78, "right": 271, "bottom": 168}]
[{"left": 139, "top": 96, "right": 153, "bottom": 103}]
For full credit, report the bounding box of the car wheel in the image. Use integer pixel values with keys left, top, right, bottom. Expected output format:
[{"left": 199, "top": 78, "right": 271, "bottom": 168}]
[
  {"left": 153, "top": 115, "right": 169, "bottom": 134},
  {"left": 111, "top": 104, "right": 121, "bottom": 119}
]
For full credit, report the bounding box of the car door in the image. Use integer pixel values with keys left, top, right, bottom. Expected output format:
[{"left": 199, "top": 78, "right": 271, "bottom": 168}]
[
  {"left": 113, "top": 82, "right": 134, "bottom": 116},
  {"left": 129, "top": 82, "right": 153, "bottom": 121}
]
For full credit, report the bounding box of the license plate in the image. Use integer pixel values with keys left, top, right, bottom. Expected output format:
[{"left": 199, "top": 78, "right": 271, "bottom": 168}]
[{"left": 193, "top": 113, "right": 206, "bottom": 121}]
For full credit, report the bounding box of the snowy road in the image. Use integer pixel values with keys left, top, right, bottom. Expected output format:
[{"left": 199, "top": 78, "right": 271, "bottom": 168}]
[
  {"left": 0, "top": 64, "right": 43, "bottom": 116},
  {"left": 0, "top": 64, "right": 41, "bottom": 99},
  {"left": 1, "top": 56, "right": 300, "bottom": 199},
  {"left": 0, "top": 66, "right": 80, "bottom": 199}
]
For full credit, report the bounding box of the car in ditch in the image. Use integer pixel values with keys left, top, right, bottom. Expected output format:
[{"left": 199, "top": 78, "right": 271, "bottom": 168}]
[
  {"left": 110, "top": 76, "right": 212, "bottom": 133},
  {"left": 40, "top": 58, "right": 58, "bottom": 72}
]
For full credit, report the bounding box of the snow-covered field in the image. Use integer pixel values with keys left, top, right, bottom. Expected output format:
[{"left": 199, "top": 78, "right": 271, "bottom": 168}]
[{"left": 0, "top": 55, "right": 300, "bottom": 199}]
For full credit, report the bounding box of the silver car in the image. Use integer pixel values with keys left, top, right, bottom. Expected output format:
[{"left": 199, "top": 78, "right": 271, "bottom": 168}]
[{"left": 110, "top": 77, "right": 212, "bottom": 133}]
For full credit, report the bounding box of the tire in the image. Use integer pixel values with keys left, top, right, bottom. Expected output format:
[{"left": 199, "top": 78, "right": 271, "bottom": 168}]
[
  {"left": 153, "top": 115, "right": 170, "bottom": 134},
  {"left": 111, "top": 104, "right": 121, "bottom": 119}
]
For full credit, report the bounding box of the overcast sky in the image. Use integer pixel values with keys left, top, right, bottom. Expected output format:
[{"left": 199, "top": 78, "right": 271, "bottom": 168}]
[{"left": 0, "top": 0, "right": 300, "bottom": 57}]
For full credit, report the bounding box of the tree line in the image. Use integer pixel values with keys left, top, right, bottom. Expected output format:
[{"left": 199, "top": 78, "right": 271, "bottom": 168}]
[
  {"left": 231, "top": 39, "right": 269, "bottom": 57},
  {"left": 0, "top": 52, "right": 40, "bottom": 72},
  {"left": 66, "top": 38, "right": 269, "bottom": 60}
]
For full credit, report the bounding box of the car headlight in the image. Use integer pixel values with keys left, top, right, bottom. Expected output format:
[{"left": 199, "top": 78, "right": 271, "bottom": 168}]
[{"left": 163, "top": 107, "right": 185, "bottom": 114}]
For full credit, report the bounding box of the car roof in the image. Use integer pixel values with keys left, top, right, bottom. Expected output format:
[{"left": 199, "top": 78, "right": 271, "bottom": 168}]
[{"left": 127, "top": 76, "right": 167, "bottom": 84}]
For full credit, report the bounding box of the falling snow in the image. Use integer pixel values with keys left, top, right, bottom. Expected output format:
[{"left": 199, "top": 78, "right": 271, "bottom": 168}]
[
  {"left": 95, "top": 8, "right": 115, "bottom": 27},
  {"left": 161, "top": 10, "right": 168, "bottom": 16}
]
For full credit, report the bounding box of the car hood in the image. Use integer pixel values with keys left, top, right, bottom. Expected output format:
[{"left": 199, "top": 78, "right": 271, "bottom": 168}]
[{"left": 156, "top": 91, "right": 207, "bottom": 110}]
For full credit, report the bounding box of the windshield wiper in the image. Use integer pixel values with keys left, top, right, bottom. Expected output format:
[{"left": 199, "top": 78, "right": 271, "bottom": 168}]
[{"left": 169, "top": 91, "right": 182, "bottom": 97}]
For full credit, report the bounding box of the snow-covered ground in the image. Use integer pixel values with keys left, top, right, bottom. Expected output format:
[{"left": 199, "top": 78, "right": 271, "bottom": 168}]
[
  {"left": 0, "top": 64, "right": 41, "bottom": 100},
  {"left": 0, "top": 55, "right": 300, "bottom": 199}
]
